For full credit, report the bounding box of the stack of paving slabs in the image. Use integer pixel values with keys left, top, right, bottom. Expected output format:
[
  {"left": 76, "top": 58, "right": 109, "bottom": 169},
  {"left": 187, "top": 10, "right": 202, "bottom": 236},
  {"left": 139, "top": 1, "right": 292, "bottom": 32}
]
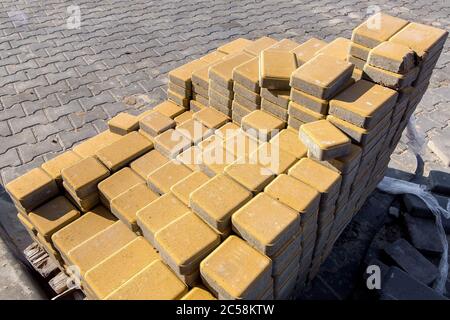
[
  {"left": 287, "top": 158, "right": 342, "bottom": 281},
  {"left": 107, "top": 112, "right": 139, "bottom": 135},
  {"left": 208, "top": 51, "right": 254, "bottom": 118},
  {"left": 327, "top": 79, "right": 398, "bottom": 211},
  {"left": 61, "top": 157, "right": 110, "bottom": 212},
  {"left": 6, "top": 14, "right": 448, "bottom": 301},
  {"left": 288, "top": 54, "right": 354, "bottom": 130},
  {"left": 348, "top": 12, "right": 409, "bottom": 71},
  {"left": 231, "top": 56, "right": 261, "bottom": 124},
  {"left": 168, "top": 59, "right": 210, "bottom": 108},
  {"left": 290, "top": 38, "right": 327, "bottom": 66},
  {"left": 259, "top": 48, "right": 298, "bottom": 121},
  {"left": 191, "top": 50, "right": 228, "bottom": 110},
  {"left": 363, "top": 41, "right": 419, "bottom": 90},
  {"left": 387, "top": 22, "right": 447, "bottom": 149},
  {"left": 232, "top": 192, "right": 301, "bottom": 299}
]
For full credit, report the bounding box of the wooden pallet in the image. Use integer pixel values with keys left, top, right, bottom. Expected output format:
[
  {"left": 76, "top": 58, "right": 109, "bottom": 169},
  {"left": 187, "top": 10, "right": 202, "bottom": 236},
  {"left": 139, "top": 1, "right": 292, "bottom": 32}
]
[{"left": 23, "top": 242, "right": 86, "bottom": 300}]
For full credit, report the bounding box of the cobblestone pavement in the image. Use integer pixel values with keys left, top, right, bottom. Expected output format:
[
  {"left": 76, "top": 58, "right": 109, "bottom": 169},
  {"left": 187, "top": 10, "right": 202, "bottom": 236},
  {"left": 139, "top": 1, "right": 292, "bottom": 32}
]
[{"left": 0, "top": 0, "right": 449, "bottom": 186}]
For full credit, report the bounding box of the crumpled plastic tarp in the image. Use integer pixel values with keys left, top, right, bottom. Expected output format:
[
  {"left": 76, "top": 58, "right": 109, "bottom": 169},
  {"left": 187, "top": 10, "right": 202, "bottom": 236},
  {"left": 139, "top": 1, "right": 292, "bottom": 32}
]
[{"left": 378, "top": 176, "right": 450, "bottom": 295}]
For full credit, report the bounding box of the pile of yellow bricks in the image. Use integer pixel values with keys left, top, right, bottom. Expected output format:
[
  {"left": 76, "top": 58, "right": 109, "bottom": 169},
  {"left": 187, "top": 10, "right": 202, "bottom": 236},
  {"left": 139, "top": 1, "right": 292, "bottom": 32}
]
[{"left": 6, "top": 13, "right": 447, "bottom": 300}]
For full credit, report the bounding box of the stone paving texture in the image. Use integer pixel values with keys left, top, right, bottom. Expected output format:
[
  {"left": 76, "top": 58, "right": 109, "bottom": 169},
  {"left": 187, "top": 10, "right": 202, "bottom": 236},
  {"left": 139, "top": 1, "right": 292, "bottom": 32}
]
[{"left": 0, "top": 0, "right": 448, "bottom": 186}]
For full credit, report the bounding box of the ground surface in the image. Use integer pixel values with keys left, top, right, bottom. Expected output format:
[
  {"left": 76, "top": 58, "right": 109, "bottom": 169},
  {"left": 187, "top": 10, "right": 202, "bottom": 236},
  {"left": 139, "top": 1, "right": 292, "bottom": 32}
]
[{"left": 0, "top": 0, "right": 448, "bottom": 299}]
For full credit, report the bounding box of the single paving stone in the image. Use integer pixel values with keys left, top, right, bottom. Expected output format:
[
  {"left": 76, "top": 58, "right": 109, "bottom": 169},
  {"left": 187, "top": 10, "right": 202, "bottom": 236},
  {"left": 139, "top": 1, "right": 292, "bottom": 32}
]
[
  {"left": 384, "top": 238, "right": 438, "bottom": 285},
  {"left": 380, "top": 266, "right": 447, "bottom": 300},
  {"left": 403, "top": 194, "right": 431, "bottom": 219},
  {"left": 404, "top": 214, "right": 444, "bottom": 255},
  {"left": 429, "top": 170, "right": 450, "bottom": 196}
]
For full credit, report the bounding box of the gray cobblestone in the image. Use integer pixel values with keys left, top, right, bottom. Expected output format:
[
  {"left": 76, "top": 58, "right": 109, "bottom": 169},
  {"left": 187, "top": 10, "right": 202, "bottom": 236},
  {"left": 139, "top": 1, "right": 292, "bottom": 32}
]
[
  {"left": 17, "top": 136, "right": 62, "bottom": 163},
  {"left": 58, "top": 123, "right": 97, "bottom": 149},
  {"left": 0, "top": 149, "right": 21, "bottom": 170},
  {"left": 0, "top": 128, "right": 36, "bottom": 155},
  {"left": 8, "top": 110, "right": 48, "bottom": 135}
]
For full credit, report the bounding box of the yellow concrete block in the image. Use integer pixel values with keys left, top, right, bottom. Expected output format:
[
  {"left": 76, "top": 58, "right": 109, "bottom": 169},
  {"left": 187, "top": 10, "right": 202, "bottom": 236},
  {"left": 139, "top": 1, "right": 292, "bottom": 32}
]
[
  {"left": 201, "top": 50, "right": 228, "bottom": 63},
  {"left": 232, "top": 57, "right": 260, "bottom": 93},
  {"left": 215, "top": 122, "right": 240, "bottom": 139},
  {"left": 73, "top": 130, "right": 122, "bottom": 159},
  {"left": 169, "top": 59, "right": 209, "bottom": 89},
  {"left": 181, "top": 286, "right": 216, "bottom": 300},
  {"left": 153, "top": 100, "right": 185, "bottom": 119},
  {"left": 105, "top": 260, "right": 188, "bottom": 300},
  {"left": 41, "top": 151, "right": 82, "bottom": 186},
  {"left": 170, "top": 171, "right": 210, "bottom": 206},
  {"left": 137, "top": 192, "right": 189, "bottom": 246},
  {"left": 98, "top": 167, "right": 144, "bottom": 208},
  {"left": 174, "top": 110, "right": 194, "bottom": 125},
  {"left": 223, "top": 131, "right": 260, "bottom": 158},
  {"left": 147, "top": 160, "right": 192, "bottom": 194},
  {"left": 107, "top": 112, "right": 139, "bottom": 135},
  {"left": 232, "top": 193, "right": 300, "bottom": 255},
  {"left": 241, "top": 110, "right": 285, "bottom": 140},
  {"left": 96, "top": 132, "right": 153, "bottom": 171},
  {"left": 249, "top": 142, "right": 298, "bottom": 175},
  {"left": 28, "top": 196, "right": 80, "bottom": 241},
  {"left": 200, "top": 235, "right": 272, "bottom": 300},
  {"left": 190, "top": 100, "right": 207, "bottom": 113},
  {"left": 299, "top": 119, "right": 351, "bottom": 160},
  {"left": 316, "top": 37, "right": 352, "bottom": 61},
  {"left": 217, "top": 38, "right": 253, "bottom": 55},
  {"left": 154, "top": 129, "right": 192, "bottom": 158},
  {"left": 139, "top": 111, "right": 176, "bottom": 137},
  {"left": 243, "top": 36, "right": 278, "bottom": 56},
  {"left": 176, "top": 146, "right": 202, "bottom": 171},
  {"left": 168, "top": 81, "right": 191, "bottom": 97},
  {"left": 198, "top": 144, "right": 237, "bottom": 177},
  {"left": 389, "top": 22, "right": 447, "bottom": 59},
  {"left": 290, "top": 54, "right": 354, "bottom": 99},
  {"left": 351, "top": 12, "right": 409, "bottom": 49},
  {"left": 209, "top": 52, "right": 254, "bottom": 89},
  {"left": 194, "top": 107, "right": 230, "bottom": 129},
  {"left": 130, "top": 150, "right": 169, "bottom": 180},
  {"left": 288, "top": 101, "right": 325, "bottom": 124},
  {"left": 260, "top": 88, "right": 290, "bottom": 108},
  {"left": 37, "top": 233, "right": 64, "bottom": 266},
  {"left": 349, "top": 42, "right": 371, "bottom": 61},
  {"left": 328, "top": 143, "right": 362, "bottom": 174},
  {"left": 190, "top": 174, "right": 252, "bottom": 231},
  {"left": 176, "top": 119, "right": 213, "bottom": 144},
  {"left": 67, "top": 221, "right": 136, "bottom": 276},
  {"left": 155, "top": 212, "right": 220, "bottom": 274},
  {"left": 288, "top": 158, "right": 341, "bottom": 195},
  {"left": 290, "top": 38, "right": 327, "bottom": 65},
  {"left": 197, "top": 134, "right": 223, "bottom": 150},
  {"left": 328, "top": 79, "right": 398, "bottom": 129},
  {"left": 259, "top": 49, "right": 297, "bottom": 90},
  {"left": 6, "top": 168, "right": 58, "bottom": 212},
  {"left": 111, "top": 183, "right": 159, "bottom": 231},
  {"left": 224, "top": 161, "right": 275, "bottom": 194},
  {"left": 63, "top": 186, "right": 99, "bottom": 213},
  {"left": 168, "top": 89, "right": 189, "bottom": 108},
  {"left": 265, "top": 174, "right": 320, "bottom": 216},
  {"left": 61, "top": 156, "right": 110, "bottom": 198},
  {"left": 84, "top": 237, "right": 160, "bottom": 299},
  {"left": 52, "top": 205, "right": 116, "bottom": 257},
  {"left": 269, "top": 128, "right": 307, "bottom": 159}
]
